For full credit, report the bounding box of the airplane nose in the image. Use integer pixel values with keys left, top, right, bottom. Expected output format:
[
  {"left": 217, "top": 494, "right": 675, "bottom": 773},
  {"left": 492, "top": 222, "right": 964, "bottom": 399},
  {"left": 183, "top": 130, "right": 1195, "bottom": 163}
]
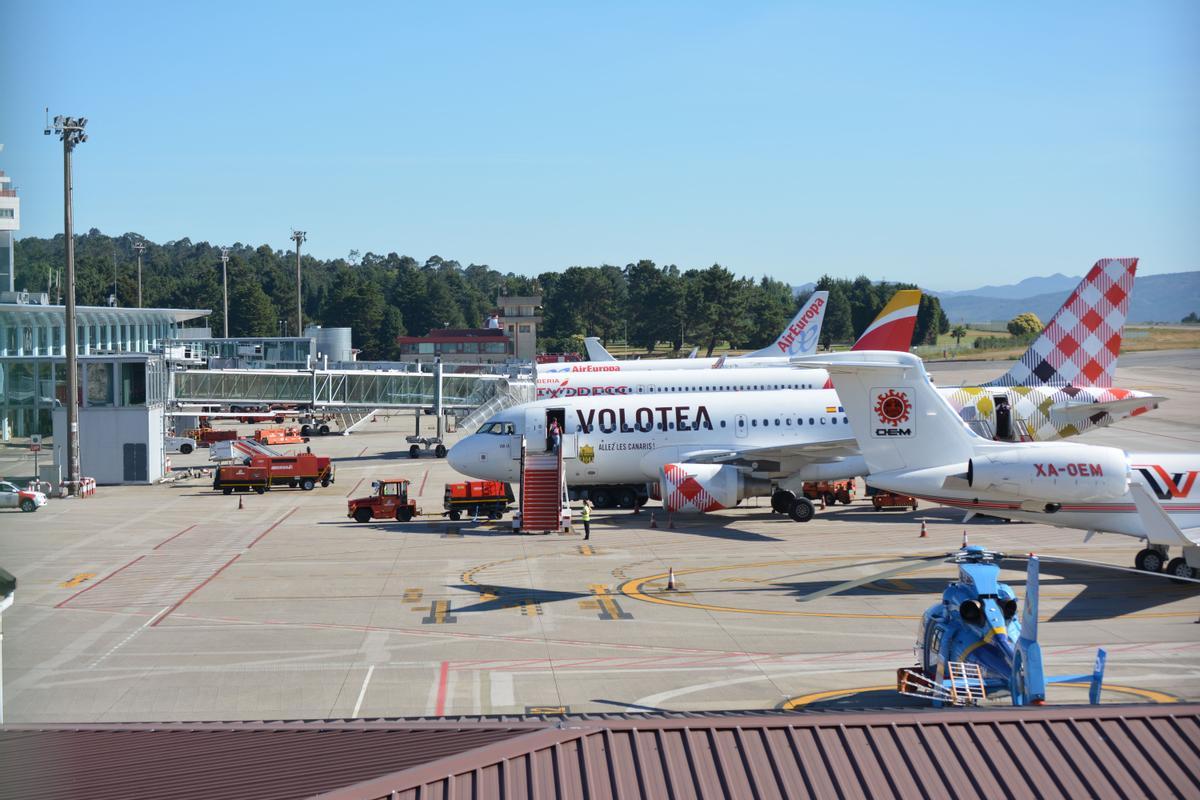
[{"left": 446, "top": 438, "right": 472, "bottom": 473}]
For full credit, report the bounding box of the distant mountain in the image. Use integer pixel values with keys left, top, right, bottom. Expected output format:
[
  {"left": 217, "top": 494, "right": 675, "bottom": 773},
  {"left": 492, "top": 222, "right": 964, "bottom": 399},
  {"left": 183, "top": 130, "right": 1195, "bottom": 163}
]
[
  {"left": 933, "top": 273, "right": 1083, "bottom": 299},
  {"left": 937, "top": 271, "right": 1200, "bottom": 324}
]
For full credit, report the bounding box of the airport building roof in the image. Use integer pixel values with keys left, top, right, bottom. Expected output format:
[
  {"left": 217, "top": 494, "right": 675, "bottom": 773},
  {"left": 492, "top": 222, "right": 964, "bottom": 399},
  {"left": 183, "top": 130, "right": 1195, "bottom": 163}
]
[{"left": 2, "top": 704, "right": 1197, "bottom": 799}]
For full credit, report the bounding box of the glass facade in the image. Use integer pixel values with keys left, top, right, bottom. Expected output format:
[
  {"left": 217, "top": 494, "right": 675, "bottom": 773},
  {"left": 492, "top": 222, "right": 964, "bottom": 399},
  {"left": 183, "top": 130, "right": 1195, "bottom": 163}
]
[{"left": 0, "top": 304, "right": 202, "bottom": 439}]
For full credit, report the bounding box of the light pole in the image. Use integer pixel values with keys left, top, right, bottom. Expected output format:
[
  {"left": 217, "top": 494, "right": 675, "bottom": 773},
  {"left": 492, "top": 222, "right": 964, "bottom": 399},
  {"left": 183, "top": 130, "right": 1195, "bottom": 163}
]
[
  {"left": 45, "top": 113, "right": 87, "bottom": 496},
  {"left": 290, "top": 230, "right": 306, "bottom": 337},
  {"left": 132, "top": 239, "right": 146, "bottom": 307},
  {"left": 219, "top": 247, "right": 230, "bottom": 338}
]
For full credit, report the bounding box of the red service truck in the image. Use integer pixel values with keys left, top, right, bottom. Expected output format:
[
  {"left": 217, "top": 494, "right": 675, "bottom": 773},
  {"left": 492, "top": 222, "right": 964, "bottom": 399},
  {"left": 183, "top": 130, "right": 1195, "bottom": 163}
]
[{"left": 213, "top": 453, "right": 334, "bottom": 494}]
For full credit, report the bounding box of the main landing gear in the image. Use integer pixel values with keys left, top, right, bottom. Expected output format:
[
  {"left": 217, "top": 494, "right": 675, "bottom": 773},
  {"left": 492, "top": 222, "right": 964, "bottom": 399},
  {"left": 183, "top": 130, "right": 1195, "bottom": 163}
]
[
  {"left": 771, "top": 489, "right": 815, "bottom": 523},
  {"left": 1135, "top": 546, "right": 1197, "bottom": 583}
]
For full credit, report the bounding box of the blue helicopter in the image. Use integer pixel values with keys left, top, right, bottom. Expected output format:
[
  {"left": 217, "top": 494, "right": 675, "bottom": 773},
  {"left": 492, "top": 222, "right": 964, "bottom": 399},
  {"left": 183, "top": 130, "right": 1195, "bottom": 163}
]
[
  {"left": 795, "top": 542, "right": 1108, "bottom": 706},
  {"left": 897, "top": 545, "right": 1107, "bottom": 706}
]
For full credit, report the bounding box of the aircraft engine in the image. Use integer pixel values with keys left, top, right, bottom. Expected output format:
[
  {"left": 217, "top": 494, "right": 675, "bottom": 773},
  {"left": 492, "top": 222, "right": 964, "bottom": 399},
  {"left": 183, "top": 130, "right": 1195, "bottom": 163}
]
[
  {"left": 658, "top": 463, "right": 772, "bottom": 513},
  {"left": 967, "top": 445, "right": 1129, "bottom": 502}
]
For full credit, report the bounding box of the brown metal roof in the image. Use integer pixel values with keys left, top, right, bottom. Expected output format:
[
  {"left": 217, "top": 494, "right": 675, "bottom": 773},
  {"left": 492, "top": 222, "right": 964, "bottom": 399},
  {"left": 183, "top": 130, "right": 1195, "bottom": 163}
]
[{"left": 3, "top": 705, "right": 1198, "bottom": 800}]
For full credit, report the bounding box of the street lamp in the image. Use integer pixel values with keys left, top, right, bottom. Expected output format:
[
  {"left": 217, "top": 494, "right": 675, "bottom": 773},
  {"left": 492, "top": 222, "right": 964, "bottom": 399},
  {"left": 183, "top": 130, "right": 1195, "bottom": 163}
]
[
  {"left": 219, "top": 247, "right": 230, "bottom": 338},
  {"left": 132, "top": 238, "right": 146, "bottom": 308},
  {"left": 44, "top": 111, "right": 87, "bottom": 497},
  {"left": 132, "top": 237, "right": 145, "bottom": 307},
  {"left": 290, "top": 229, "right": 306, "bottom": 337}
]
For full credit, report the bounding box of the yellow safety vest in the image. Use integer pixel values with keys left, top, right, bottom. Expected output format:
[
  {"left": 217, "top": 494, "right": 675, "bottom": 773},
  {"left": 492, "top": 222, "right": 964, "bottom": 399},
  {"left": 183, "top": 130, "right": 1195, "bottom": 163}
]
[{"left": 581, "top": 504, "right": 591, "bottom": 522}]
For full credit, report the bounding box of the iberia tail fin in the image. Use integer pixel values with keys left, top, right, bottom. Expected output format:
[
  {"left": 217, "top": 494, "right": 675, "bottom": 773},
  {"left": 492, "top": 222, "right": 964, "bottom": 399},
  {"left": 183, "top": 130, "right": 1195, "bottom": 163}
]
[
  {"left": 986, "top": 258, "right": 1137, "bottom": 388},
  {"left": 850, "top": 290, "right": 922, "bottom": 352},
  {"left": 741, "top": 291, "right": 829, "bottom": 358}
]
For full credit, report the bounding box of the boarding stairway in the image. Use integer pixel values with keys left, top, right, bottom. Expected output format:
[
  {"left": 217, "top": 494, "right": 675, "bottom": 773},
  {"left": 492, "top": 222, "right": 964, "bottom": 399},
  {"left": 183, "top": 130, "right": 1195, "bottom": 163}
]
[{"left": 515, "top": 439, "right": 570, "bottom": 533}]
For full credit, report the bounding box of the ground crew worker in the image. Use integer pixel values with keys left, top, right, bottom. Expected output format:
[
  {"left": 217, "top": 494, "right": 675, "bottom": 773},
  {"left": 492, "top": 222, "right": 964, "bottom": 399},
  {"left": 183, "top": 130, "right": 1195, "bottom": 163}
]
[{"left": 581, "top": 499, "right": 592, "bottom": 539}]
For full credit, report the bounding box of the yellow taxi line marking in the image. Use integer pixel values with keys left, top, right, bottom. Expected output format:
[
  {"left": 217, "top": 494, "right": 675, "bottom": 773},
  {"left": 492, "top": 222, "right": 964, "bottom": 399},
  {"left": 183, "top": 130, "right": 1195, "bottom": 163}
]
[
  {"left": 589, "top": 584, "right": 633, "bottom": 620},
  {"left": 59, "top": 573, "right": 96, "bottom": 589}
]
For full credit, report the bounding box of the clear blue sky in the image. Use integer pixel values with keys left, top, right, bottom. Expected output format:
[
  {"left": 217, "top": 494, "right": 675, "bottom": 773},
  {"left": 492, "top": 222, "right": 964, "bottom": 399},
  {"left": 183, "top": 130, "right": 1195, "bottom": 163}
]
[{"left": 3, "top": 1, "right": 1196, "bottom": 289}]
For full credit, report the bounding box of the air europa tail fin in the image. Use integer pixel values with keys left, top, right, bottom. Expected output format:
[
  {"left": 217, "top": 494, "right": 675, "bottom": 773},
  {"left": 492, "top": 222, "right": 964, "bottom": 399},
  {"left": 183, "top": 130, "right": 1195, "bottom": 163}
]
[
  {"left": 851, "top": 290, "right": 922, "bottom": 352},
  {"left": 986, "top": 258, "right": 1138, "bottom": 388},
  {"left": 741, "top": 290, "right": 829, "bottom": 358}
]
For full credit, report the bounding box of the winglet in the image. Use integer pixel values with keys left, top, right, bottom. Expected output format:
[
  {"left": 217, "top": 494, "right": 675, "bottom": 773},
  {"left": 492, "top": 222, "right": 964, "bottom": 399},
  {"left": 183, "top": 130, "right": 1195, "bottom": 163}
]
[
  {"left": 741, "top": 291, "right": 830, "bottom": 358},
  {"left": 584, "top": 337, "right": 616, "bottom": 362},
  {"left": 1013, "top": 556, "right": 1047, "bottom": 705},
  {"left": 986, "top": 258, "right": 1138, "bottom": 388},
  {"left": 850, "top": 290, "right": 922, "bottom": 352}
]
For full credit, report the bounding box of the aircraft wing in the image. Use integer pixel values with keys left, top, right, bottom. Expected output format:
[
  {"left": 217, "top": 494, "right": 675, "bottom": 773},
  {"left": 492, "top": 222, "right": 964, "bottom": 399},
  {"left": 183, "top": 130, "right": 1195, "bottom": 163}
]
[
  {"left": 678, "top": 438, "right": 859, "bottom": 472},
  {"left": 1049, "top": 395, "right": 1167, "bottom": 426},
  {"left": 1129, "top": 484, "right": 1200, "bottom": 547}
]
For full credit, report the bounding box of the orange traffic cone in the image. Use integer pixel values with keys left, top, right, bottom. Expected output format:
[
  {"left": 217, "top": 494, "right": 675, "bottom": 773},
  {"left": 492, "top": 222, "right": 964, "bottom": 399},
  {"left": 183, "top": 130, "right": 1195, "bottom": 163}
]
[
  {"left": 668, "top": 514, "right": 676, "bottom": 530},
  {"left": 919, "top": 521, "right": 927, "bottom": 538},
  {"left": 962, "top": 530, "right": 969, "bottom": 548},
  {"left": 238, "top": 495, "right": 244, "bottom": 510},
  {"left": 666, "top": 567, "right": 677, "bottom": 591},
  {"left": 649, "top": 513, "right": 658, "bottom": 529},
  {"left": 820, "top": 494, "right": 827, "bottom": 510}
]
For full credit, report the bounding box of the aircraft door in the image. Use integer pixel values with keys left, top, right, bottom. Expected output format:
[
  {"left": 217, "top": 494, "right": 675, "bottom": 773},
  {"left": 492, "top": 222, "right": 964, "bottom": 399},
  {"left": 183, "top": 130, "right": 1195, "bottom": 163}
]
[
  {"left": 993, "top": 394, "right": 1013, "bottom": 442},
  {"left": 735, "top": 414, "right": 748, "bottom": 438}
]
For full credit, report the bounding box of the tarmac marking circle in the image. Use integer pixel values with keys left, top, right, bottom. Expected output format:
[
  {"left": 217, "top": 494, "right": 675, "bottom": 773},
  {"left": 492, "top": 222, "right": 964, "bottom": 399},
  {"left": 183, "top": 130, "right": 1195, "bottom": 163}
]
[
  {"left": 619, "top": 559, "right": 923, "bottom": 619},
  {"left": 618, "top": 558, "right": 1200, "bottom": 621},
  {"left": 781, "top": 683, "right": 1180, "bottom": 709}
]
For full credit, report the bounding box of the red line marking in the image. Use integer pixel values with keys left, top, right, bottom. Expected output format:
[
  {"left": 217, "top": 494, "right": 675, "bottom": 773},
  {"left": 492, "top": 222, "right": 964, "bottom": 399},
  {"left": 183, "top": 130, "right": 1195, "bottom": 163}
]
[
  {"left": 247, "top": 507, "right": 297, "bottom": 549},
  {"left": 153, "top": 524, "right": 197, "bottom": 550},
  {"left": 344, "top": 477, "right": 364, "bottom": 499},
  {"left": 55, "top": 555, "right": 146, "bottom": 608},
  {"left": 356, "top": 446, "right": 367, "bottom": 457},
  {"left": 435, "top": 660, "right": 450, "bottom": 715},
  {"left": 151, "top": 553, "right": 242, "bottom": 627},
  {"left": 418, "top": 468, "right": 430, "bottom": 497}
]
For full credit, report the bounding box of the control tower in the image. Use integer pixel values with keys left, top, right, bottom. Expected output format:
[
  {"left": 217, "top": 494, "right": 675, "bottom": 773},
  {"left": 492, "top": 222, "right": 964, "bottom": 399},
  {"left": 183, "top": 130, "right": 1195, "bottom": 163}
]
[{"left": 0, "top": 145, "right": 18, "bottom": 293}]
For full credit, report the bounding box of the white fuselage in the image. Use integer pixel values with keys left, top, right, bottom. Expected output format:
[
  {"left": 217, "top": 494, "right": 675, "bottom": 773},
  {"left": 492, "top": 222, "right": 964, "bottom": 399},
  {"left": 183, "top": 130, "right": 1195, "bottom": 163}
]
[
  {"left": 868, "top": 453, "right": 1200, "bottom": 540},
  {"left": 538, "top": 355, "right": 796, "bottom": 376},
  {"left": 535, "top": 366, "right": 830, "bottom": 400},
  {"left": 449, "top": 389, "right": 857, "bottom": 486}
]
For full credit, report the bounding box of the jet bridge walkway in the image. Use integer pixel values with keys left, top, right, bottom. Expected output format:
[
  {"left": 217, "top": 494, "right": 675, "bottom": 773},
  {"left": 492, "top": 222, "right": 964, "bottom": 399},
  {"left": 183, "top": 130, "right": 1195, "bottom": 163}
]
[{"left": 172, "top": 367, "right": 534, "bottom": 411}]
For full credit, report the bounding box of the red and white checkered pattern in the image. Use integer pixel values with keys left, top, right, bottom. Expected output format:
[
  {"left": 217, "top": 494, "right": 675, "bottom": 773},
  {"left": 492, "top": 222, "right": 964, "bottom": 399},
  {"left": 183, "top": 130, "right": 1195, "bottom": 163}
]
[
  {"left": 660, "top": 463, "right": 727, "bottom": 513},
  {"left": 988, "top": 258, "right": 1137, "bottom": 388}
]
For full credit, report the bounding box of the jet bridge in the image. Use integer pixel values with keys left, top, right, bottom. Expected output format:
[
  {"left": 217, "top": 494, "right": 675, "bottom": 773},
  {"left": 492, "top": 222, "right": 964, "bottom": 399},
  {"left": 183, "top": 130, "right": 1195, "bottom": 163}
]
[{"left": 172, "top": 365, "right": 533, "bottom": 410}]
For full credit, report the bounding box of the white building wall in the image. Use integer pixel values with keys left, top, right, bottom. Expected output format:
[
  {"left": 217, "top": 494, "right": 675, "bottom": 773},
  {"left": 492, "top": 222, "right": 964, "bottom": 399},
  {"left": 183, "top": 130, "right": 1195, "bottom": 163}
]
[{"left": 52, "top": 405, "right": 165, "bottom": 485}]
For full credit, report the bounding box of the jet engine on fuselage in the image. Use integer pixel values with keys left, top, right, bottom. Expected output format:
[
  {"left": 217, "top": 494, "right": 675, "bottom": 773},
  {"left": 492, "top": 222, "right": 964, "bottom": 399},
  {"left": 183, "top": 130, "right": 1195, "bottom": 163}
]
[
  {"left": 967, "top": 444, "right": 1129, "bottom": 503},
  {"left": 658, "top": 463, "right": 772, "bottom": 513}
]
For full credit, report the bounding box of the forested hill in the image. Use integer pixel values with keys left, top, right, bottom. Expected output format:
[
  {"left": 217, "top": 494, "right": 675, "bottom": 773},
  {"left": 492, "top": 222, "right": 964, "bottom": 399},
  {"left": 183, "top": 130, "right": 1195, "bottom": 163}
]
[{"left": 13, "top": 230, "right": 949, "bottom": 360}]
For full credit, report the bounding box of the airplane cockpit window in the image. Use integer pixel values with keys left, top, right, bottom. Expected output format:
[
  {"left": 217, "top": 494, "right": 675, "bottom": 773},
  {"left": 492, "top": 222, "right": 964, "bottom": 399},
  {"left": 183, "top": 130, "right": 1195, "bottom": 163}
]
[{"left": 477, "top": 422, "right": 515, "bottom": 435}]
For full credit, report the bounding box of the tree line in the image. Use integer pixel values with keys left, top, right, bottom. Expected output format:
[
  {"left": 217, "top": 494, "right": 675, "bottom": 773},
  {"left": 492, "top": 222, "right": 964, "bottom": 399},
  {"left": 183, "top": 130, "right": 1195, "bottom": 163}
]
[{"left": 14, "top": 230, "right": 949, "bottom": 360}]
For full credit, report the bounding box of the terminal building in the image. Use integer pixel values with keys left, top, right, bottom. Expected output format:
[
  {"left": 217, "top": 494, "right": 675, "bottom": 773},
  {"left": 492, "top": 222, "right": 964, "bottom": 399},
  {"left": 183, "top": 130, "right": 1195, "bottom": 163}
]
[{"left": 0, "top": 154, "right": 20, "bottom": 294}]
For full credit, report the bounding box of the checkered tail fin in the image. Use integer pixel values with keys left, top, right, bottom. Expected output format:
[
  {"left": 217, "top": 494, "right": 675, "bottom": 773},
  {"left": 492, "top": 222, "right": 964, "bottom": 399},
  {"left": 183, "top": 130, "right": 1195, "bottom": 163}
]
[{"left": 985, "top": 258, "right": 1137, "bottom": 388}]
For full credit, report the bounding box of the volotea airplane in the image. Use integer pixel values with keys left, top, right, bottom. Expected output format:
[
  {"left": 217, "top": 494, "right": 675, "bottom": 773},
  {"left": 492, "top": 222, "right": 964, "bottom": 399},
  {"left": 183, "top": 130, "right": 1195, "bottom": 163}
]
[{"left": 452, "top": 290, "right": 924, "bottom": 518}]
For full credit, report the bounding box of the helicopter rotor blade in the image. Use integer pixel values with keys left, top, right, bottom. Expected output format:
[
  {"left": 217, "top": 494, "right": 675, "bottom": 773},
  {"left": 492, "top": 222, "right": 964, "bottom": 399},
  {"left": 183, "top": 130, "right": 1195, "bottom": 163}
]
[
  {"left": 795, "top": 554, "right": 949, "bottom": 603},
  {"left": 1000, "top": 553, "right": 1200, "bottom": 586}
]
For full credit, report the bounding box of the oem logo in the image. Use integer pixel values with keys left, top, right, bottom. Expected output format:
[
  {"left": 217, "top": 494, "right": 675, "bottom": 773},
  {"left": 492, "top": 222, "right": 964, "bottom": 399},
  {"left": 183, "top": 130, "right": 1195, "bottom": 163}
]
[
  {"left": 578, "top": 445, "right": 595, "bottom": 465},
  {"left": 873, "top": 388, "right": 913, "bottom": 437}
]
